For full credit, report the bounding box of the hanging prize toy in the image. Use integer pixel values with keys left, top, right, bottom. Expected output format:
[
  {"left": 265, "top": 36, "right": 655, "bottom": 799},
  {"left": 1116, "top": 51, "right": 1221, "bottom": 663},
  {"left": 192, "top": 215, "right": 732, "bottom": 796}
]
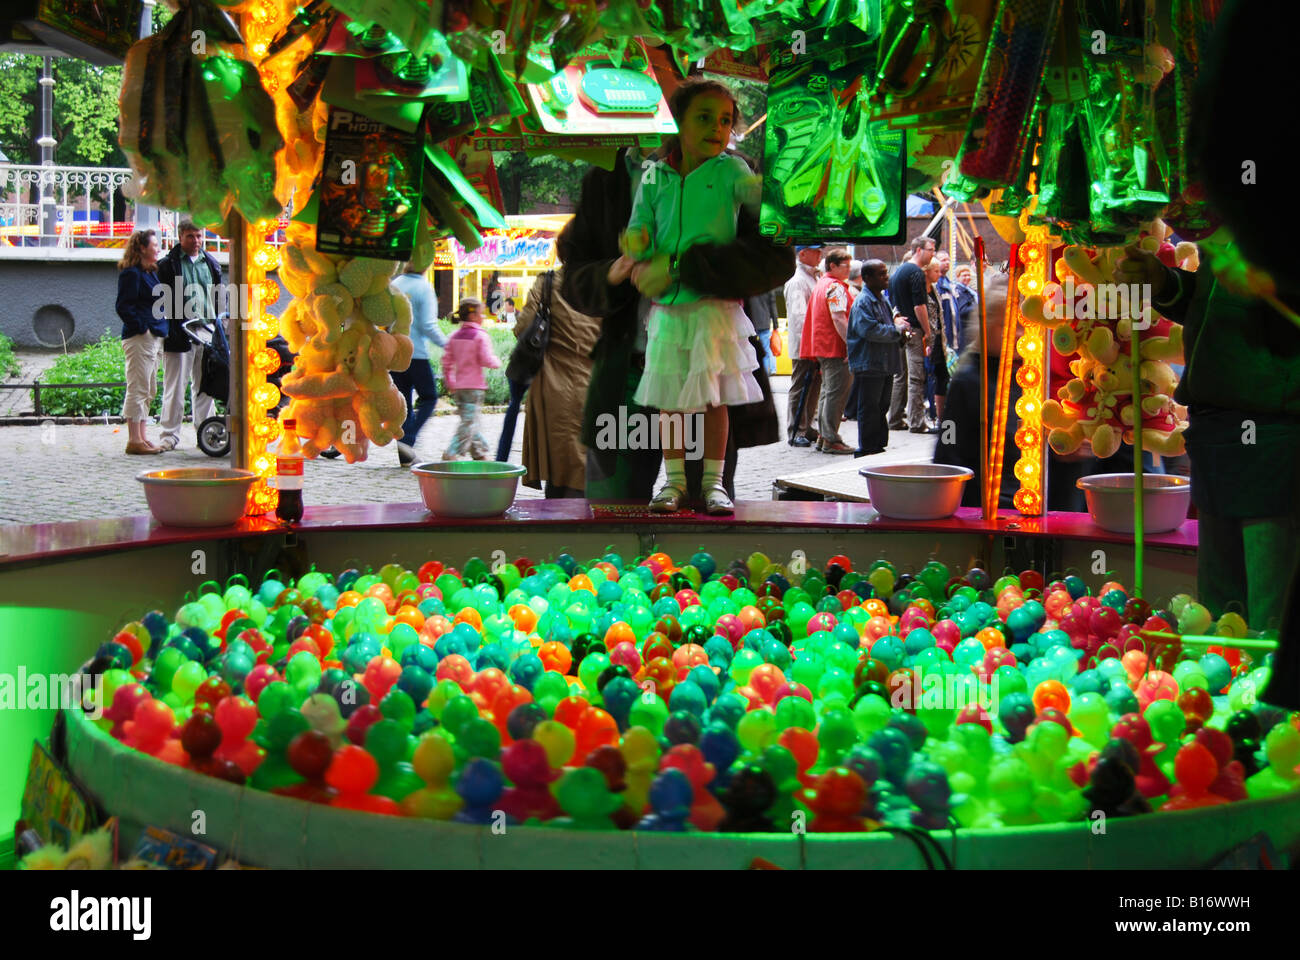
[
  {"left": 1162, "top": 0, "right": 1224, "bottom": 238},
  {"left": 875, "top": 0, "right": 950, "bottom": 101},
  {"left": 953, "top": 0, "right": 1063, "bottom": 190},
  {"left": 1070, "top": 4, "right": 1169, "bottom": 239},
  {"left": 577, "top": 59, "right": 662, "bottom": 115}
]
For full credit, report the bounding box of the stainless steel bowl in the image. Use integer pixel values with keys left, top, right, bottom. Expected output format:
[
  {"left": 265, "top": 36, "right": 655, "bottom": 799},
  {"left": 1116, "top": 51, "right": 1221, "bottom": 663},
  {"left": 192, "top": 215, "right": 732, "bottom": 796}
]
[
  {"left": 411, "top": 461, "right": 526, "bottom": 517},
  {"left": 1077, "top": 473, "right": 1191, "bottom": 533},
  {"left": 859, "top": 464, "right": 974, "bottom": 520},
  {"left": 136, "top": 468, "right": 257, "bottom": 527}
]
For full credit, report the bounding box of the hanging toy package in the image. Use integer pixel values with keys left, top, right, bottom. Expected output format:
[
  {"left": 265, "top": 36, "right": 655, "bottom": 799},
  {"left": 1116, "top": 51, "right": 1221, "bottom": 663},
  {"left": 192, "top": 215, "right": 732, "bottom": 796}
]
[
  {"left": 316, "top": 109, "right": 424, "bottom": 260},
  {"left": 761, "top": 21, "right": 905, "bottom": 245},
  {"left": 946, "top": 0, "right": 1062, "bottom": 199}
]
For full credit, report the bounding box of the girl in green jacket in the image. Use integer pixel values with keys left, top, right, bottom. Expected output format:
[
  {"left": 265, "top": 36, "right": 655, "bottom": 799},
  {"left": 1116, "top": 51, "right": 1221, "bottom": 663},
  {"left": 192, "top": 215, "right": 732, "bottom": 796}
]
[{"left": 616, "top": 79, "right": 764, "bottom": 514}]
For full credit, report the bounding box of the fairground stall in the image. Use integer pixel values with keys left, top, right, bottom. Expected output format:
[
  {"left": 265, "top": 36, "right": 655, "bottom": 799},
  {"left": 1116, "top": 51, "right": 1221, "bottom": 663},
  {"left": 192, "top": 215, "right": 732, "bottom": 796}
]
[
  {"left": 2, "top": 0, "right": 1297, "bottom": 872},
  {"left": 439, "top": 213, "right": 571, "bottom": 321}
]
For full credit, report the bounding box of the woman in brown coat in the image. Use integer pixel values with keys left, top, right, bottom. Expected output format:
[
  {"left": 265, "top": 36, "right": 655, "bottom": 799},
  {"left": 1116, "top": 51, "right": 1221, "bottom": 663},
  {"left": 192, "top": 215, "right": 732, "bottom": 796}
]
[{"left": 516, "top": 267, "right": 602, "bottom": 497}]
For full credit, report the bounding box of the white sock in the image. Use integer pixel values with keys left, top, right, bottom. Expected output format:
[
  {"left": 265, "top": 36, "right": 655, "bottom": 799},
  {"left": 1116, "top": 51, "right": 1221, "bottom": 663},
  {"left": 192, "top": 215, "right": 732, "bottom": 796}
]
[
  {"left": 665, "top": 458, "right": 686, "bottom": 491},
  {"left": 702, "top": 458, "right": 724, "bottom": 490}
]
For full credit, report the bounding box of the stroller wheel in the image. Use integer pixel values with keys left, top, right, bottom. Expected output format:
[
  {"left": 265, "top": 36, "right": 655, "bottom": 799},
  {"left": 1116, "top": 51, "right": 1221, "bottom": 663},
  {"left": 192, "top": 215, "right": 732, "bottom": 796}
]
[{"left": 198, "top": 416, "right": 231, "bottom": 458}]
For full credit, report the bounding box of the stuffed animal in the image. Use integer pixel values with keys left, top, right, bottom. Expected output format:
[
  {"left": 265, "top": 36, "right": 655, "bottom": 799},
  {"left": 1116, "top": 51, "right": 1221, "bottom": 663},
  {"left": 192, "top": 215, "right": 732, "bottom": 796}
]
[
  {"left": 275, "top": 228, "right": 413, "bottom": 462},
  {"left": 1033, "top": 229, "right": 1192, "bottom": 458}
]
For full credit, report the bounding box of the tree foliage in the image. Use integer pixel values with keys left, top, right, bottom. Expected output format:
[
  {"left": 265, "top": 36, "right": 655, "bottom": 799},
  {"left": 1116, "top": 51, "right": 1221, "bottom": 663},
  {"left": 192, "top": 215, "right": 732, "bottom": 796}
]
[
  {"left": 0, "top": 54, "right": 126, "bottom": 167},
  {"left": 493, "top": 151, "right": 590, "bottom": 215}
]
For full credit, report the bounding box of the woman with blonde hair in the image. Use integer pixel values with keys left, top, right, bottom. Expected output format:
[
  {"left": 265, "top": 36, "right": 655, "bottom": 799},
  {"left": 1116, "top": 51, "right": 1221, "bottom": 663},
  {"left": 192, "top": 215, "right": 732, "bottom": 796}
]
[{"left": 116, "top": 229, "right": 168, "bottom": 454}]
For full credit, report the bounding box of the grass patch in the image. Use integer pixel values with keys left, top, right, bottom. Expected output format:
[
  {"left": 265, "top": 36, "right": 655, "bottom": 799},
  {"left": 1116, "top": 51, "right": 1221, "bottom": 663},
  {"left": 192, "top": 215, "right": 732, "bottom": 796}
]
[
  {"left": 0, "top": 332, "right": 20, "bottom": 379},
  {"left": 36, "top": 331, "right": 188, "bottom": 417}
]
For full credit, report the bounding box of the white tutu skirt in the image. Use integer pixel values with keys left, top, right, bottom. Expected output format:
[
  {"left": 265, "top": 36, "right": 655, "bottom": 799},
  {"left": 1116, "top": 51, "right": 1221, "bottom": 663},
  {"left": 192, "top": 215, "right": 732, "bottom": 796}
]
[{"left": 633, "top": 299, "right": 762, "bottom": 411}]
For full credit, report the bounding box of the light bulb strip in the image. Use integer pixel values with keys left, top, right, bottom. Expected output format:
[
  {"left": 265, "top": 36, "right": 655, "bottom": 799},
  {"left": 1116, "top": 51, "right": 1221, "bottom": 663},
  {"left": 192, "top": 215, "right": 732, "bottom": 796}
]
[
  {"left": 238, "top": 7, "right": 293, "bottom": 516},
  {"left": 1012, "top": 224, "right": 1050, "bottom": 515}
]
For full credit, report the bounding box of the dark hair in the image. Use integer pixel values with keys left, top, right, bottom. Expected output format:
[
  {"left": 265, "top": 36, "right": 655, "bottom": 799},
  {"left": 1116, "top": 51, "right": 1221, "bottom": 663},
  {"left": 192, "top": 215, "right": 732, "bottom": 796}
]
[
  {"left": 456, "top": 298, "right": 482, "bottom": 323},
  {"left": 824, "top": 247, "right": 851, "bottom": 266},
  {"left": 177, "top": 220, "right": 201, "bottom": 237},
  {"left": 665, "top": 79, "right": 740, "bottom": 159},
  {"left": 505, "top": 298, "right": 515, "bottom": 307}
]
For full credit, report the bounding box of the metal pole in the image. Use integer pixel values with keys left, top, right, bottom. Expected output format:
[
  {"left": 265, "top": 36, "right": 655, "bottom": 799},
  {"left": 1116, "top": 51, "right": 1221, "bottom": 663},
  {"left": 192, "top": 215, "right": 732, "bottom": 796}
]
[
  {"left": 37, "top": 57, "right": 57, "bottom": 246},
  {"left": 228, "top": 221, "right": 249, "bottom": 471},
  {"left": 133, "top": 2, "right": 160, "bottom": 235},
  {"left": 1131, "top": 319, "right": 1144, "bottom": 598}
]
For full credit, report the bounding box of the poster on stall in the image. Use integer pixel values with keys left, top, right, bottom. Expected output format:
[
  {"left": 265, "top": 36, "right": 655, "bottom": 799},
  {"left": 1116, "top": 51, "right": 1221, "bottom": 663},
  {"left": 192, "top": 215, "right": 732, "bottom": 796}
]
[
  {"left": 760, "top": 63, "right": 906, "bottom": 244},
  {"left": 316, "top": 110, "right": 423, "bottom": 260},
  {"left": 21, "top": 740, "right": 93, "bottom": 847}
]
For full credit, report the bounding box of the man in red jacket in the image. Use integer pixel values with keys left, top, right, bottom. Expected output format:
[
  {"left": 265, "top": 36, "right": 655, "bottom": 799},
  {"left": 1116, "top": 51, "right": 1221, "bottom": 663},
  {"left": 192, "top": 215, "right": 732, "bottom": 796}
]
[{"left": 801, "top": 247, "right": 855, "bottom": 454}]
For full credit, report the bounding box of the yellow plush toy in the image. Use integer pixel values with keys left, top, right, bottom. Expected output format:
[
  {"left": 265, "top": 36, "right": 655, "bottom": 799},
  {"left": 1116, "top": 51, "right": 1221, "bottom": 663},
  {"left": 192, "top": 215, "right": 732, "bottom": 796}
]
[{"left": 275, "top": 229, "right": 414, "bottom": 462}]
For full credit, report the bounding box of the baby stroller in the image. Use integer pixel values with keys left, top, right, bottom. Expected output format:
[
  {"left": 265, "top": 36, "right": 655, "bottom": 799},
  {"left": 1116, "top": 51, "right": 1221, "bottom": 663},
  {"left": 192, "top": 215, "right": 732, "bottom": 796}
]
[{"left": 184, "top": 316, "right": 293, "bottom": 457}]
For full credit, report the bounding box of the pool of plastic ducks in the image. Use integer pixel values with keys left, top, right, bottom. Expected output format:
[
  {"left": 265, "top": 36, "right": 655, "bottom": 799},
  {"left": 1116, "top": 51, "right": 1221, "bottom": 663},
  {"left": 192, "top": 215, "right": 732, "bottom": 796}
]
[{"left": 83, "top": 549, "right": 1300, "bottom": 833}]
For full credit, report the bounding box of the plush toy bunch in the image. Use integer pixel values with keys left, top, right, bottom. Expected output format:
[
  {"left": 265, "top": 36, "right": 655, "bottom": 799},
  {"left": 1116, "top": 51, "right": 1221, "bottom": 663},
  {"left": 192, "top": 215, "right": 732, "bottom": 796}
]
[
  {"left": 1022, "top": 220, "right": 1196, "bottom": 459},
  {"left": 277, "top": 222, "right": 414, "bottom": 462}
]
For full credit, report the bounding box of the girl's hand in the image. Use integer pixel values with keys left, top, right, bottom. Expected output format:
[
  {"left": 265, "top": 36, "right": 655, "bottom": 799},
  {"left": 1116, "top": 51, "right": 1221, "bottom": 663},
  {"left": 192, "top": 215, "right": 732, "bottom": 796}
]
[
  {"left": 632, "top": 253, "right": 673, "bottom": 299},
  {"left": 607, "top": 255, "right": 636, "bottom": 286}
]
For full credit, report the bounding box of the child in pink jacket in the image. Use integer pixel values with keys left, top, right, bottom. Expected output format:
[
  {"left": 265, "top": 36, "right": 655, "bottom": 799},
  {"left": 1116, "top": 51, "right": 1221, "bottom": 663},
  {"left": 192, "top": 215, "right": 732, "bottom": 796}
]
[{"left": 441, "top": 298, "right": 502, "bottom": 460}]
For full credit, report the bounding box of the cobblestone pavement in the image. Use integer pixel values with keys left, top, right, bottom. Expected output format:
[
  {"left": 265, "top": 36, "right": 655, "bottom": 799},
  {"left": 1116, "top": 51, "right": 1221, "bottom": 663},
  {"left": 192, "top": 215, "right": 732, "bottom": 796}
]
[{"left": 0, "top": 377, "right": 937, "bottom": 525}]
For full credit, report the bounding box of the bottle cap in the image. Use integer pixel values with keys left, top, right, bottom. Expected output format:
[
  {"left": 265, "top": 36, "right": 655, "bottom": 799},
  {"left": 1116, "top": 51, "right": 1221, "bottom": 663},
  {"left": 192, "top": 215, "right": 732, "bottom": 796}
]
[{"left": 283, "top": 419, "right": 296, "bottom": 429}]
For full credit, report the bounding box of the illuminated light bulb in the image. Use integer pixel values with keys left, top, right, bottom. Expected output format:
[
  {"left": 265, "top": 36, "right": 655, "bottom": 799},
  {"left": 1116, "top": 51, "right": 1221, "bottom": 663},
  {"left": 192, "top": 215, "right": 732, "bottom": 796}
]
[
  {"left": 256, "top": 317, "right": 279, "bottom": 339},
  {"left": 1023, "top": 245, "right": 1042, "bottom": 261},
  {"left": 254, "top": 383, "right": 280, "bottom": 408},
  {"left": 261, "top": 280, "right": 280, "bottom": 302},
  {"left": 254, "top": 454, "right": 275, "bottom": 476},
  {"left": 254, "top": 348, "right": 281, "bottom": 373},
  {"left": 251, "top": 42, "right": 268, "bottom": 58}
]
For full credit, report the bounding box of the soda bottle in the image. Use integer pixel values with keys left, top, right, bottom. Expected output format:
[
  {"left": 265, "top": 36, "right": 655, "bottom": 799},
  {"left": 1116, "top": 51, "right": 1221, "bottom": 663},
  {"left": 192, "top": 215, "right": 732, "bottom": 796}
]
[{"left": 274, "top": 418, "right": 304, "bottom": 524}]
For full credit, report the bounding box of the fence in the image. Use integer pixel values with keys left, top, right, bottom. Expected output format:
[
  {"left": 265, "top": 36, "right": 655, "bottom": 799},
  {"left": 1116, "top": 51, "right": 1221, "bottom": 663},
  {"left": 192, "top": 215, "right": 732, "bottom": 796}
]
[{"left": 0, "top": 380, "right": 126, "bottom": 417}]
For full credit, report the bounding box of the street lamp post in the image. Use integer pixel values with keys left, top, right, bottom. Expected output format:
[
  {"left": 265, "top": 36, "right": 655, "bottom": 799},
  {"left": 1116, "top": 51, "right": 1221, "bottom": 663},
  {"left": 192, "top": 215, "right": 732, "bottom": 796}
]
[{"left": 37, "top": 57, "right": 57, "bottom": 246}]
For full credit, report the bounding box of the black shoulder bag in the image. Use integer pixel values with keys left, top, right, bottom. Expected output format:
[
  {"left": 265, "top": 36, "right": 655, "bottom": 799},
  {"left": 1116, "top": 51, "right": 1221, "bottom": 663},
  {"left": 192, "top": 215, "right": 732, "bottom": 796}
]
[{"left": 505, "top": 270, "right": 554, "bottom": 384}]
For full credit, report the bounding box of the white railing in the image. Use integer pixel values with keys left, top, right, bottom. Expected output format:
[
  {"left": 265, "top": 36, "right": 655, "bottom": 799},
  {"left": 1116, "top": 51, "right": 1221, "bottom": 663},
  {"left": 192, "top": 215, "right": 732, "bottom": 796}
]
[
  {"left": 0, "top": 162, "right": 285, "bottom": 256},
  {"left": 0, "top": 163, "right": 136, "bottom": 250}
]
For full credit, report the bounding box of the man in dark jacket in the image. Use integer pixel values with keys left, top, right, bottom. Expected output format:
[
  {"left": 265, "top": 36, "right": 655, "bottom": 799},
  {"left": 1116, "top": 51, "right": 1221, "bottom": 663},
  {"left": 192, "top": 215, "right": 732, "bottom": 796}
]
[
  {"left": 156, "top": 220, "right": 223, "bottom": 451},
  {"left": 1117, "top": 246, "right": 1300, "bottom": 652},
  {"left": 559, "top": 146, "right": 791, "bottom": 504},
  {"left": 847, "top": 261, "right": 910, "bottom": 456}
]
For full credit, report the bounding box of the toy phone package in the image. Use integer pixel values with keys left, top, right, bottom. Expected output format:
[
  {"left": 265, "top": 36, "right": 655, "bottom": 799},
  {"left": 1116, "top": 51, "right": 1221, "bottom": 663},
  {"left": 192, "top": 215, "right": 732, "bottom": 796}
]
[
  {"left": 760, "top": 58, "right": 906, "bottom": 245},
  {"left": 316, "top": 109, "right": 424, "bottom": 260}
]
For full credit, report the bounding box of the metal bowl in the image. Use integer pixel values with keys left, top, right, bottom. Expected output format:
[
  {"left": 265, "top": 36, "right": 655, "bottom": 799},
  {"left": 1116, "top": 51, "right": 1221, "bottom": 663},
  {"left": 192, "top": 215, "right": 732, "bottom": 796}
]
[
  {"left": 859, "top": 464, "right": 974, "bottom": 520},
  {"left": 136, "top": 468, "right": 257, "bottom": 527},
  {"left": 1077, "top": 473, "right": 1191, "bottom": 534},
  {"left": 411, "top": 461, "right": 526, "bottom": 517}
]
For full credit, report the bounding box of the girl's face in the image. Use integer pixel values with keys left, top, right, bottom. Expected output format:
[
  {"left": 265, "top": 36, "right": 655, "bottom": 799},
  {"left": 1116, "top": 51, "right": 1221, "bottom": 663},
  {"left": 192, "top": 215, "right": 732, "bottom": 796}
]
[{"left": 678, "top": 93, "right": 735, "bottom": 165}]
